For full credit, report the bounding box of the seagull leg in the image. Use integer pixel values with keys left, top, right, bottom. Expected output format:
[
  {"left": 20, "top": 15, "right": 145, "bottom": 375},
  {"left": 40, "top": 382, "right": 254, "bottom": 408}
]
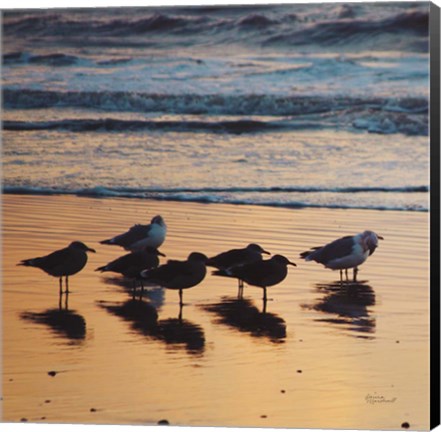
[
  {"left": 59, "top": 277, "right": 63, "bottom": 296},
  {"left": 262, "top": 296, "right": 267, "bottom": 314},
  {"left": 263, "top": 286, "right": 267, "bottom": 303},
  {"left": 64, "top": 291, "right": 69, "bottom": 310},
  {"left": 353, "top": 267, "right": 359, "bottom": 282},
  {"left": 132, "top": 279, "right": 137, "bottom": 300},
  {"left": 65, "top": 276, "right": 69, "bottom": 294},
  {"left": 139, "top": 279, "right": 145, "bottom": 300},
  {"left": 345, "top": 269, "right": 349, "bottom": 281},
  {"left": 238, "top": 280, "right": 244, "bottom": 299},
  {"left": 179, "top": 289, "right": 183, "bottom": 306},
  {"left": 339, "top": 270, "right": 343, "bottom": 283}
]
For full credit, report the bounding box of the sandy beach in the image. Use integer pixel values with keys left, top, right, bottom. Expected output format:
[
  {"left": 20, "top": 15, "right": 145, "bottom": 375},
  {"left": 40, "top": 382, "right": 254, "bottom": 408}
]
[{"left": 2, "top": 194, "right": 429, "bottom": 429}]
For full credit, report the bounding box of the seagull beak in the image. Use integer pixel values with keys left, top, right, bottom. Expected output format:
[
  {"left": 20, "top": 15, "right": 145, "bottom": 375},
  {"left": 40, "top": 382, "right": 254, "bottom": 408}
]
[
  {"left": 158, "top": 250, "right": 166, "bottom": 257},
  {"left": 289, "top": 261, "right": 297, "bottom": 267},
  {"left": 378, "top": 235, "right": 384, "bottom": 240},
  {"left": 88, "top": 247, "right": 96, "bottom": 253},
  {"left": 262, "top": 249, "right": 271, "bottom": 255}
]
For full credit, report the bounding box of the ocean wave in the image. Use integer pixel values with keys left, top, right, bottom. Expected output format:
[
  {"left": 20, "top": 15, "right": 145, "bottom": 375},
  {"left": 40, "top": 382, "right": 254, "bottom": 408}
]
[
  {"left": 2, "top": 185, "right": 429, "bottom": 212},
  {"left": 4, "top": 89, "right": 427, "bottom": 115},
  {"left": 263, "top": 9, "right": 428, "bottom": 51},
  {"left": 2, "top": 118, "right": 317, "bottom": 134},
  {"left": 3, "top": 116, "right": 426, "bottom": 136},
  {"left": 3, "top": 90, "right": 428, "bottom": 136},
  {"left": 3, "top": 6, "right": 428, "bottom": 51},
  {"left": 2, "top": 12, "right": 219, "bottom": 39},
  {"left": 3, "top": 51, "right": 132, "bottom": 67}
]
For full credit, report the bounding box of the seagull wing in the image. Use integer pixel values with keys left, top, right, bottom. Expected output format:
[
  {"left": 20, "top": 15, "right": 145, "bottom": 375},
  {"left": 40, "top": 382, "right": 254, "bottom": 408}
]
[
  {"left": 229, "top": 260, "right": 270, "bottom": 287},
  {"left": 305, "top": 235, "right": 355, "bottom": 264},
  {"left": 104, "top": 224, "right": 152, "bottom": 248},
  {"left": 39, "top": 247, "right": 73, "bottom": 269},
  {"left": 143, "top": 259, "right": 189, "bottom": 284},
  {"left": 20, "top": 246, "right": 72, "bottom": 271},
  {"left": 207, "top": 248, "right": 245, "bottom": 269}
]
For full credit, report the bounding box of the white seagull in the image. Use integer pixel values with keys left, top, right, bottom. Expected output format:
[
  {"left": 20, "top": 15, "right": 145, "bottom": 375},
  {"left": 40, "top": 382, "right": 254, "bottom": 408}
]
[
  {"left": 100, "top": 215, "right": 167, "bottom": 252},
  {"left": 300, "top": 230, "right": 384, "bottom": 281}
]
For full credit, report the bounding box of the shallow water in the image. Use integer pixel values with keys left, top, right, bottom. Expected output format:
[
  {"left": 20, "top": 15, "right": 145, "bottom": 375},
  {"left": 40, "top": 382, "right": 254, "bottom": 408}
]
[{"left": 2, "top": 195, "right": 429, "bottom": 429}]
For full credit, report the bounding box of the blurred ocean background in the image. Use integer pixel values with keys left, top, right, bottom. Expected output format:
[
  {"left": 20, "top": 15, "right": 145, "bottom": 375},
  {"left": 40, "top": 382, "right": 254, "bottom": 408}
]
[{"left": 2, "top": 2, "right": 430, "bottom": 211}]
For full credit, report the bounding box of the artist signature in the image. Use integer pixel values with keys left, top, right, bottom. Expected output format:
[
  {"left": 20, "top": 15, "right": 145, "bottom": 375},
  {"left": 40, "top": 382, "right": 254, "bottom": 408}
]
[{"left": 365, "top": 393, "right": 397, "bottom": 405}]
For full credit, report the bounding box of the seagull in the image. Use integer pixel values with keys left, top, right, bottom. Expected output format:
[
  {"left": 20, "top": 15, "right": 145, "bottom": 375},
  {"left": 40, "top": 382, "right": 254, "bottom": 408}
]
[
  {"left": 300, "top": 230, "right": 384, "bottom": 281},
  {"left": 207, "top": 243, "right": 270, "bottom": 296},
  {"left": 140, "top": 252, "right": 208, "bottom": 305},
  {"left": 95, "top": 247, "right": 165, "bottom": 295},
  {"left": 18, "top": 241, "right": 96, "bottom": 294},
  {"left": 100, "top": 215, "right": 167, "bottom": 252},
  {"left": 213, "top": 254, "right": 296, "bottom": 301}
]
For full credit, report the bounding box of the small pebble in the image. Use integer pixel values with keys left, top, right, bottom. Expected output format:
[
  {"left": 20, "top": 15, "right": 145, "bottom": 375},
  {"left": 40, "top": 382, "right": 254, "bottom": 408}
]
[
  {"left": 158, "top": 419, "right": 169, "bottom": 425},
  {"left": 402, "top": 422, "right": 410, "bottom": 429},
  {"left": 90, "top": 408, "right": 97, "bottom": 412},
  {"left": 281, "top": 390, "right": 286, "bottom": 393},
  {"left": 260, "top": 415, "right": 267, "bottom": 419},
  {"left": 47, "top": 371, "right": 57, "bottom": 377},
  {"left": 41, "top": 417, "right": 46, "bottom": 420},
  {"left": 297, "top": 369, "right": 302, "bottom": 373},
  {"left": 20, "top": 418, "right": 28, "bottom": 422},
  {"left": 45, "top": 400, "right": 51, "bottom": 404}
]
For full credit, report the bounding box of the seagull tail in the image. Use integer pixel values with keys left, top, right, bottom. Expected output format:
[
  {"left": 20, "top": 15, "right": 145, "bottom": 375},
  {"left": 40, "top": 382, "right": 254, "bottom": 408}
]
[
  {"left": 17, "top": 258, "right": 39, "bottom": 267},
  {"left": 100, "top": 238, "right": 114, "bottom": 245},
  {"left": 95, "top": 265, "right": 109, "bottom": 272},
  {"left": 205, "top": 259, "right": 219, "bottom": 268},
  {"left": 211, "top": 269, "right": 233, "bottom": 278},
  {"left": 300, "top": 250, "right": 312, "bottom": 260}
]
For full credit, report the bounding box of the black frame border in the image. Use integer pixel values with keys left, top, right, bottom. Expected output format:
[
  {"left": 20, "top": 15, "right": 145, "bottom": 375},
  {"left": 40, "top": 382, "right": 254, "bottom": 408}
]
[{"left": 430, "top": 2, "right": 440, "bottom": 430}]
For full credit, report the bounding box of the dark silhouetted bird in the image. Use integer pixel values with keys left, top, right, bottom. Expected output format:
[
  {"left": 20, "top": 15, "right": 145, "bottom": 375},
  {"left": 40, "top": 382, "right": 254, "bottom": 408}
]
[
  {"left": 213, "top": 254, "right": 296, "bottom": 301},
  {"left": 141, "top": 252, "right": 208, "bottom": 305},
  {"left": 18, "top": 241, "right": 96, "bottom": 294}
]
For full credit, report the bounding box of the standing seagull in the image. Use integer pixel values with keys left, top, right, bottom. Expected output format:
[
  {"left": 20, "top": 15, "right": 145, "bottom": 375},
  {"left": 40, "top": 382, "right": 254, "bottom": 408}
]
[
  {"left": 140, "top": 252, "right": 208, "bottom": 306},
  {"left": 18, "top": 241, "right": 96, "bottom": 294},
  {"left": 300, "top": 230, "right": 384, "bottom": 281},
  {"left": 207, "top": 243, "right": 270, "bottom": 296},
  {"left": 213, "top": 254, "right": 296, "bottom": 302},
  {"left": 100, "top": 215, "right": 167, "bottom": 252},
  {"left": 95, "top": 247, "right": 165, "bottom": 296}
]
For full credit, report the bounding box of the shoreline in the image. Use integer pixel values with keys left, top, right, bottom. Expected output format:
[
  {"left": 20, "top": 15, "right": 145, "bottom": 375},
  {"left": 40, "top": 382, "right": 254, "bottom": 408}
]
[{"left": 0, "top": 190, "right": 430, "bottom": 213}]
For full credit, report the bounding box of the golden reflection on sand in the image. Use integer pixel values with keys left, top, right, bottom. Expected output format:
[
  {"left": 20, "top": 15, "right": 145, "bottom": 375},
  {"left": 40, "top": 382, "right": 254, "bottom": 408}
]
[{"left": 2, "top": 194, "right": 429, "bottom": 429}]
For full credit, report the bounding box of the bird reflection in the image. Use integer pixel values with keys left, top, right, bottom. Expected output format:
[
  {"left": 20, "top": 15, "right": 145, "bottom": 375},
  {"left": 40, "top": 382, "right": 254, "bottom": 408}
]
[
  {"left": 203, "top": 296, "right": 286, "bottom": 342},
  {"left": 302, "top": 280, "right": 376, "bottom": 339},
  {"left": 99, "top": 299, "right": 205, "bottom": 354},
  {"left": 21, "top": 293, "right": 86, "bottom": 342},
  {"left": 102, "top": 275, "right": 165, "bottom": 309}
]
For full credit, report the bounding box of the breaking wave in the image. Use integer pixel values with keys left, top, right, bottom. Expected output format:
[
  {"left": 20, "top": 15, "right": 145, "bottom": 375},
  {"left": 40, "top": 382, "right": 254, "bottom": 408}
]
[
  {"left": 3, "top": 90, "right": 428, "bottom": 136},
  {"left": 3, "top": 7, "right": 429, "bottom": 52}
]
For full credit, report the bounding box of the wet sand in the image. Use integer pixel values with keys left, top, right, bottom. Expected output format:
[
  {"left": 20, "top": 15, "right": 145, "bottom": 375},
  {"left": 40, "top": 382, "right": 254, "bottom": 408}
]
[{"left": 2, "top": 194, "right": 430, "bottom": 429}]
